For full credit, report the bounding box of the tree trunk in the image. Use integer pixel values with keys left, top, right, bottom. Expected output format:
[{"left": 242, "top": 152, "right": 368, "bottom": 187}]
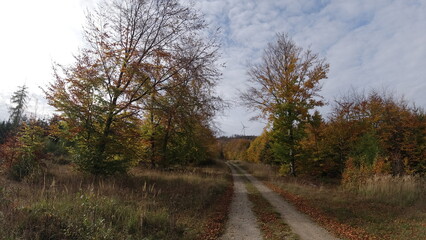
[{"left": 289, "top": 119, "right": 297, "bottom": 177}]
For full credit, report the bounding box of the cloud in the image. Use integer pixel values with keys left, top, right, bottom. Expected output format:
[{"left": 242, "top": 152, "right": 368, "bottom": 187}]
[{"left": 194, "top": 0, "right": 426, "bottom": 135}]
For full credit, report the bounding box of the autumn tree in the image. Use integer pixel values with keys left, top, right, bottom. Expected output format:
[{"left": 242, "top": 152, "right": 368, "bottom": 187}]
[
  {"left": 246, "top": 130, "right": 274, "bottom": 164},
  {"left": 221, "top": 138, "right": 251, "bottom": 161},
  {"left": 329, "top": 90, "right": 426, "bottom": 177},
  {"left": 0, "top": 119, "right": 47, "bottom": 181},
  {"left": 241, "top": 33, "right": 329, "bottom": 176},
  {"left": 9, "top": 85, "right": 28, "bottom": 127},
  {"left": 140, "top": 38, "right": 222, "bottom": 167},
  {"left": 45, "top": 0, "right": 221, "bottom": 174}
]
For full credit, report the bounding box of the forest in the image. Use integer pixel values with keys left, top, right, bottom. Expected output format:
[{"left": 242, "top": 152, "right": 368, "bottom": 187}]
[{"left": 0, "top": 0, "right": 425, "bottom": 239}]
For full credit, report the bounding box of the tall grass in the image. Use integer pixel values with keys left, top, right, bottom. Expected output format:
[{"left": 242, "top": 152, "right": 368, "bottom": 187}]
[
  {"left": 0, "top": 160, "right": 231, "bottom": 240},
  {"left": 353, "top": 175, "right": 425, "bottom": 206}
]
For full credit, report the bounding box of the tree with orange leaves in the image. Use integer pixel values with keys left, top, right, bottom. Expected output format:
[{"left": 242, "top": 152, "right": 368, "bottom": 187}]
[{"left": 241, "top": 33, "right": 329, "bottom": 176}]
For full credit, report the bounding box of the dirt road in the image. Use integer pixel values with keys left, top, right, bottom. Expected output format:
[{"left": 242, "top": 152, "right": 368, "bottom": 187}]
[
  {"left": 230, "top": 162, "right": 340, "bottom": 240},
  {"left": 221, "top": 163, "right": 263, "bottom": 240}
]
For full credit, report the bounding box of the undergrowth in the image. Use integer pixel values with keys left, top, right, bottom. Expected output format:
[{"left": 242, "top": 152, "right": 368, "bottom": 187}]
[{"left": 0, "top": 160, "right": 231, "bottom": 239}]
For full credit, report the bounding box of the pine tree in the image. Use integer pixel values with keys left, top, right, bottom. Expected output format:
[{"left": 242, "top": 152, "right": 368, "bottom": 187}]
[{"left": 9, "top": 85, "right": 28, "bottom": 127}]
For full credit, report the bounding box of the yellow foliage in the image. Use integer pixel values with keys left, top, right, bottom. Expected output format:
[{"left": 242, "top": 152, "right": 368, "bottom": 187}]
[{"left": 246, "top": 131, "right": 270, "bottom": 163}]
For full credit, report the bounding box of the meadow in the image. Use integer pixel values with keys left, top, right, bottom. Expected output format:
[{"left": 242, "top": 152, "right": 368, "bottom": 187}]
[{"left": 0, "top": 160, "right": 232, "bottom": 240}]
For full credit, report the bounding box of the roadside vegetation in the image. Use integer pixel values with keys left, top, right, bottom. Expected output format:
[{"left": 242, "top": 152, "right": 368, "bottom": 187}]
[
  {"left": 0, "top": 161, "right": 231, "bottom": 239},
  {"left": 238, "top": 161, "right": 426, "bottom": 240}
]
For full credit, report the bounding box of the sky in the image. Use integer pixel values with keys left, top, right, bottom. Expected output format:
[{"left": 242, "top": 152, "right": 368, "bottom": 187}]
[{"left": 1, "top": 0, "right": 425, "bottom": 136}]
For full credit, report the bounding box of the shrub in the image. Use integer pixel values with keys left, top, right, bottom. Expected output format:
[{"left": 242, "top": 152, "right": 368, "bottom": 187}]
[{"left": 0, "top": 121, "right": 47, "bottom": 181}]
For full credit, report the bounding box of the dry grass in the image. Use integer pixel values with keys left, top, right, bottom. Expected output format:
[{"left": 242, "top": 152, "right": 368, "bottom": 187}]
[
  {"left": 0, "top": 160, "right": 231, "bottom": 240},
  {"left": 354, "top": 175, "right": 425, "bottom": 206}
]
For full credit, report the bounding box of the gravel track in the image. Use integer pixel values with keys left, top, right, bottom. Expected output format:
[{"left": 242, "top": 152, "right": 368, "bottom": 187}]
[
  {"left": 220, "top": 163, "right": 263, "bottom": 240},
  {"left": 231, "top": 163, "right": 340, "bottom": 240}
]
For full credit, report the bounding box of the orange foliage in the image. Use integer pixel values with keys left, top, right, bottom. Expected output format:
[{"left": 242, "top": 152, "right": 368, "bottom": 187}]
[{"left": 298, "top": 90, "right": 426, "bottom": 179}]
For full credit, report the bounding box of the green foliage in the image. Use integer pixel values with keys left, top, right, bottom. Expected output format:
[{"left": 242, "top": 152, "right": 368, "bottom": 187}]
[
  {"left": 165, "top": 125, "right": 214, "bottom": 166},
  {"left": 351, "top": 132, "right": 380, "bottom": 167},
  {"left": 278, "top": 164, "right": 291, "bottom": 176},
  {"left": 270, "top": 104, "right": 308, "bottom": 174},
  {"left": 0, "top": 121, "right": 13, "bottom": 144}
]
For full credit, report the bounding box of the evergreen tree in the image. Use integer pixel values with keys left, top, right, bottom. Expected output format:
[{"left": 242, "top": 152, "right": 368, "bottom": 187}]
[{"left": 9, "top": 85, "right": 28, "bottom": 127}]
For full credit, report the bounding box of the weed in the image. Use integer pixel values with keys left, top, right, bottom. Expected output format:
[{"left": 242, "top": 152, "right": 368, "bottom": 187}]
[{"left": 354, "top": 175, "right": 425, "bottom": 206}]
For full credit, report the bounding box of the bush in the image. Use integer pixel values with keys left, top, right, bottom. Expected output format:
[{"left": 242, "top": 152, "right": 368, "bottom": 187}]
[{"left": 0, "top": 122, "right": 47, "bottom": 181}]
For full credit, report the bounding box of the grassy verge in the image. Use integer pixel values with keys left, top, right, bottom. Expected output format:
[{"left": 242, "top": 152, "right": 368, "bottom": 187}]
[
  {"left": 0, "top": 160, "right": 232, "bottom": 240},
  {"left": 238, "top": 161, "right": 426, "bottom": 240},
  {"left": 197, "top": 180, "right": 233, "bottom": 240}
]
